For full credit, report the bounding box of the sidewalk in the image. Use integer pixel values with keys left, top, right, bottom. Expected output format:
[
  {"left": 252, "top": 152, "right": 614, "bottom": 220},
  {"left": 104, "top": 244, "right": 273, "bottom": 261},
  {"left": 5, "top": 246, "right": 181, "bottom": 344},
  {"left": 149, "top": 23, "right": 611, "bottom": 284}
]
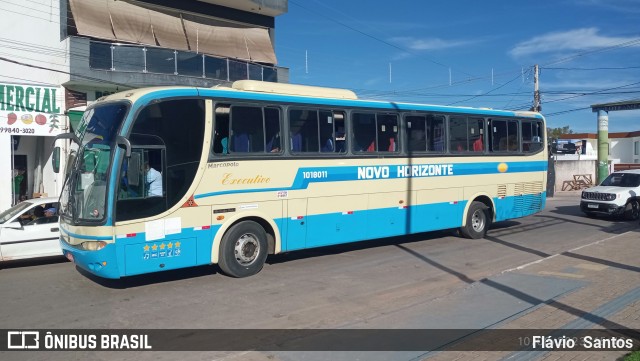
[{"left": 427, "top": 224, "right": 640, "bottom": 360}]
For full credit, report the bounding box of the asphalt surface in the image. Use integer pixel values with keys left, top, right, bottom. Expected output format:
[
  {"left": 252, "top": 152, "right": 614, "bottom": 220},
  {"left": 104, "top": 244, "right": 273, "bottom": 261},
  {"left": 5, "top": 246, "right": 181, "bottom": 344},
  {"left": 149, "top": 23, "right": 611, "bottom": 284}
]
[{"left": 1, "top": 191, "right": 637, "bottom": 361}]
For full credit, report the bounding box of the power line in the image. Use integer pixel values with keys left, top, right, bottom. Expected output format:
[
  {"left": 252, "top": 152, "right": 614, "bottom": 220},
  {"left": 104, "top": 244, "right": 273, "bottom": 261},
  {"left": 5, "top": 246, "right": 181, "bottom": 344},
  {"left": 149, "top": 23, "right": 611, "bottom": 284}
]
[
  {"left": 288, "top": 0, "right": 472, "bottom": 76},
  {"left": 0, "top": 56, "right": 135, "bottom": 89},
  {"left": 545, "top": 107, "right": 592, "bottom": 117},
  {"left": 543, "top": 66, "right": 640, "bottom": 71},
  {"left": 542, "top": 38, "right": 640, "bottom": 67},
  {"left": 543, "top": 81, "right": 640, "bottom": 105},
  {"left": 446, "top": 71, "right": 527, "bottom": 106}
]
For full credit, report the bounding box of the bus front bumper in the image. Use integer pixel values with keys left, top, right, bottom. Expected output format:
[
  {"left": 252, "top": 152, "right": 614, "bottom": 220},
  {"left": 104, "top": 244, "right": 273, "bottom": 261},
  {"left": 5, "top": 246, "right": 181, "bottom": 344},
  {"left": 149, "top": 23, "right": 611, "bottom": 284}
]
[{"left": 60, "top": 238, "right": 121, "bottom": 279}]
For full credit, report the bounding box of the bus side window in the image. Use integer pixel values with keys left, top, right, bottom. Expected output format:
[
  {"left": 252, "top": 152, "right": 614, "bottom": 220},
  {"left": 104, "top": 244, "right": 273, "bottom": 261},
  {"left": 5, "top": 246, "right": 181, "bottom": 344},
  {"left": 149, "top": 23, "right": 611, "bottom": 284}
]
[
  {"left": 377, "top": 113, "right": 398, "bottom": 153},
  {"left": 230, "top": 106, "right": 264, "bottom": 153},
  {"left": 264, "top": 107, "right": 281, "bottom": 153},
  {"left": 352, "top": 112, "right": 377, "bottom": 152},
  {"left": 522, "top": 120, "right": 543, "bottom": 153},
  {"left": 449, "top": 116, "right": 467, "bottom": 152},
  {"left": 211, "top": 105, "right": 230, "bottom": 158},
  {"left": 289, "top": 108, "right": 321, "bottom": 153},
  {"left": 232, "top": 133, "right": 250, "bottom": 152}
]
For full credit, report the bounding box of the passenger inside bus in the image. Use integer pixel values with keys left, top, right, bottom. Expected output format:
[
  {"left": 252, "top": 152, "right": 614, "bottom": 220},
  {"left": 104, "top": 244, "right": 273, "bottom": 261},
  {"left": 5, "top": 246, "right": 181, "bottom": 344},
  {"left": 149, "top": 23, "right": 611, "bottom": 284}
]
[
  {"left": 473, "top": 137, "right": 484, "bottom": 151},
  {"left": 321, "top": 137, "right": 334, "bottom": 152},
  {"left": 267, "top": 133, "right": 281, "bottom": 152},
  {"left": 144, "top": 162, "right": 163, "bottom": 197},
  {"left": 387, "top": 137, "right": 396, "bottom": 152}
]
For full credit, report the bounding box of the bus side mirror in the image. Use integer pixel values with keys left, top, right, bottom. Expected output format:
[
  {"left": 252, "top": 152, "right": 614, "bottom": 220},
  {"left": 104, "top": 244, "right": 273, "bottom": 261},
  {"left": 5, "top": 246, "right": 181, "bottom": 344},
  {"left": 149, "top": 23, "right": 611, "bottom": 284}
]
[
  {"left": 53, "top": 132, "right": 80, "bottom": 146},
  {"left": 128, "top": 152, "right": 141, "bottom": 186},
  {"left": 52, "top": 146, "right": 61, "bottom": 173},
  {"left": 116, "top": 135, "right": 131, "bottom": 157}
]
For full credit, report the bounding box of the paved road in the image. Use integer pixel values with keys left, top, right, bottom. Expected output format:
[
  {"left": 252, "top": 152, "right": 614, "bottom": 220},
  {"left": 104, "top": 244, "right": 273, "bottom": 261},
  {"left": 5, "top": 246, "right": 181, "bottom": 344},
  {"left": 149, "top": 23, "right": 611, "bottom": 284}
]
[{"left": 1, "top": 191, "right": 637, "bottom": 361}]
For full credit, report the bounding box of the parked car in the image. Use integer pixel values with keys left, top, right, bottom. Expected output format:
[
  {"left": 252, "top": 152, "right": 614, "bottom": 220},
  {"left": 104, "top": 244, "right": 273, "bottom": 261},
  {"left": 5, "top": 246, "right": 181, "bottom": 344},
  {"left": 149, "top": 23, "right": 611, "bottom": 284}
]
[
  {"left": 580, "top": 170, "right": 640, "bottom": 220},
  {"left": 551, "top": 141, "right": 577, "bottom": 154},
  {"left": 0, "top": 197, "right": 62, "bottom": 261}
]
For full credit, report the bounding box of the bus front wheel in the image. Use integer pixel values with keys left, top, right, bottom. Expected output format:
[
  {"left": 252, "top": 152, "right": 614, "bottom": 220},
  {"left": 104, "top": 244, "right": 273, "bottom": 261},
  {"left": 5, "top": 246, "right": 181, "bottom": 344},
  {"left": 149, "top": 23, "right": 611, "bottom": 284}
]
[
  {"left": 218, "top": 220, "right": 268, "bottom": 278},
  {"left": 460, "top": 201, "right": 490, "bottom": 239}
]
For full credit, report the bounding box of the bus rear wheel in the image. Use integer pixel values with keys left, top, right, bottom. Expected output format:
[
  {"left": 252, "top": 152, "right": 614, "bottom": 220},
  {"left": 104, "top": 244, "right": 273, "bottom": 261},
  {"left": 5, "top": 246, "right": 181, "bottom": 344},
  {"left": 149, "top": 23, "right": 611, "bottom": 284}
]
[
  {"left": 218, "top": 221, "right": 268, "bottom": 278},
  {"left": 460, "top": 201, "right": 490, "bottom": 239}
]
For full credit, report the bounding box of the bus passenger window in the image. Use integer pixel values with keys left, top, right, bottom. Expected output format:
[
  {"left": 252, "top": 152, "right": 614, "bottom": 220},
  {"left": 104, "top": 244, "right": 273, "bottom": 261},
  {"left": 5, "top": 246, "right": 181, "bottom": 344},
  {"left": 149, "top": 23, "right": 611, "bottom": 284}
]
[
  {"left": 265, "top": 107, "right": 281, "bottom": 153},
  {"left": 450, "top": 117, "right": 485, "bottom": 153},
  {"left": 406, "top": 115, "right": 427, "bottom": 152},
  {"left": 449, "top": 117, "right": 468, "bottom": 152},
  {"left": 522, "top": 120, "right": 543, "bottom": 153},
  {"left": 490, "top": 119, "right": 519, "bottom": 153},
  {"left": 291, "top": 133, "right": 302, "bottom": 152},
  {"left": 352, "top": 112, "right": 377, "bottom": 152},
  {"left": 230, "top": 106, "right": 264, "bottom": 153},
  {"left": 471, "top": 118, "right": 484, "bottom": 152},
  {"left": 335, "top": 126, "right": 346, "bottom": 153},
  {"left": 211, "top": 105, "right": 281, "bottom": 156},
  {"left": 409, "top": 128, "right": 426, "bottom": 151},
  {"left": 407, "top": 114, "right": 445, "bottom": 153},
  {"left": 377, "top": 113, "right": 398, "bottom": 153},
  {"left": 289, "top": 108, "right": 319, "bottom": 152},
  {"left": 212, "top": 105, "right": 230, "bottom": 157}
]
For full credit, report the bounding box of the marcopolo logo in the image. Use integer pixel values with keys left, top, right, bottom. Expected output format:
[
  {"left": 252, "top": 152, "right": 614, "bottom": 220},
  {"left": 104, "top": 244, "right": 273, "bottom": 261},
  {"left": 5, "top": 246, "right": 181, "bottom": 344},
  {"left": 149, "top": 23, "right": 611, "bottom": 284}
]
[{"left": 7, "top": 331, "right": 40, "bottom": 349}]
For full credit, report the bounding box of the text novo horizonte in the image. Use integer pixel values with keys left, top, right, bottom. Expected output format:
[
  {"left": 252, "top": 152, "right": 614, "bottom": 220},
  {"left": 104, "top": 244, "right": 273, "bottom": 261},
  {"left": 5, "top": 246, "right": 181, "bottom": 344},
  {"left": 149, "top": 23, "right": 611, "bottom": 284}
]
[{"left": 357, "top": 164, "right": 454, "bottom": 180}]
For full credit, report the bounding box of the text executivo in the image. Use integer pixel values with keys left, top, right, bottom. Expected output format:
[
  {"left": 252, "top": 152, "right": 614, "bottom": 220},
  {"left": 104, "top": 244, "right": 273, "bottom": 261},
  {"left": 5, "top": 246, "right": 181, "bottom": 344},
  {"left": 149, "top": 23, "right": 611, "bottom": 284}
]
[{"left": 358, "top": 164, "right": 454, "bottom": 180}]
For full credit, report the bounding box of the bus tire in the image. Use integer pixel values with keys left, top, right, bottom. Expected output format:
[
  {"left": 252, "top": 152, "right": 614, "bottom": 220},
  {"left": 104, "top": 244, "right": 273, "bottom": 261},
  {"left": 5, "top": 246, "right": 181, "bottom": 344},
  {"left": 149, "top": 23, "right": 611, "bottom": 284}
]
[
  {"left": 218, "top": 221, "right": 268, "bottom": 278},
  {"left": 460, "top": 201, "right": 490, "bottom": 239}
]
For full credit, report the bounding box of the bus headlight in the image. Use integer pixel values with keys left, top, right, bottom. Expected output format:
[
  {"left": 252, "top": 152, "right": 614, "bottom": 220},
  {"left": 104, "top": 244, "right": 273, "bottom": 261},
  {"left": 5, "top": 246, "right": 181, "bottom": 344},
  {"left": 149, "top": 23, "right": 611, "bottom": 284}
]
[{"left": 79, "top": 241, "right": 107, "bottom": 251}]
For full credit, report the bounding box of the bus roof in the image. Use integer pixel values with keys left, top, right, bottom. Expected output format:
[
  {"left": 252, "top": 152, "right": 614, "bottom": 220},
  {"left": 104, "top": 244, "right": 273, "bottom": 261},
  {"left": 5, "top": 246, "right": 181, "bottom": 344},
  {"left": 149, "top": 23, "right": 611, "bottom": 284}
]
[
  {"left": 232, "top": 80, "right": 358, "bottom": 100},
  {"left": 95, "top": 82, "right": 543, "bottom": 120}
]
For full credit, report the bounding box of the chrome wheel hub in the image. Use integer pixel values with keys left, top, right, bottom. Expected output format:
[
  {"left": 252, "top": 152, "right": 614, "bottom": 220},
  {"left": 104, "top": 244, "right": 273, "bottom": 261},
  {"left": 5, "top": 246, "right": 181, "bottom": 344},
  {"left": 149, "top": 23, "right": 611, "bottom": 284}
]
[
  {"left": 234, "top": 233, "right": 260, "bottom": 266},
  {"left": 471, "top": 210, "right": 485, "bottom": 232}
]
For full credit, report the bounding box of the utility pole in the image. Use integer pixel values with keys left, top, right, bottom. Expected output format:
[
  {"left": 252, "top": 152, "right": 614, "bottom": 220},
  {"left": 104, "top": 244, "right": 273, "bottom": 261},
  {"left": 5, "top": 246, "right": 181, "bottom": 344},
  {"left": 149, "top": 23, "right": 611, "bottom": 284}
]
[{"left": 531, "top": 64, "right": 541, "bottom": 112}]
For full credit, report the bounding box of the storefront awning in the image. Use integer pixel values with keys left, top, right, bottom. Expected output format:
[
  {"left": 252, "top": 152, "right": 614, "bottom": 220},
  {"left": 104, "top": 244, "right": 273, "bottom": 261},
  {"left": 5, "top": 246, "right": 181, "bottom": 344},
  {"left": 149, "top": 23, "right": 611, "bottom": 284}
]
[
  {"left": 183, "top": 20, "right": 276, "bottom": 64},
  {"left": 68, "top": 0, "right": 277, "bottom": 64},
  {"left": 68, "top": 0, "right": 116, "bottom": 41}
]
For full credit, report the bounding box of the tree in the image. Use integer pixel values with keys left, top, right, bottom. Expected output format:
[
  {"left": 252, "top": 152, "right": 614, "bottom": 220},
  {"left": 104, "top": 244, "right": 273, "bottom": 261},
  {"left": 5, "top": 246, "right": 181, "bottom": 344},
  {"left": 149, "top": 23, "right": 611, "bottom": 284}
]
[{"left": 547, "top": 126, "right": 574, "bottom": 142}]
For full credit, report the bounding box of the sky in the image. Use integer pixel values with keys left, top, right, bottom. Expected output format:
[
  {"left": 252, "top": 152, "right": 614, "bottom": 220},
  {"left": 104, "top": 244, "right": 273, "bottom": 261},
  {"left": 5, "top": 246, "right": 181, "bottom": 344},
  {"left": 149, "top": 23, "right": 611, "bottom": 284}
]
[{"left": 275, "top": 0, "right": 640, "bottom": 134}]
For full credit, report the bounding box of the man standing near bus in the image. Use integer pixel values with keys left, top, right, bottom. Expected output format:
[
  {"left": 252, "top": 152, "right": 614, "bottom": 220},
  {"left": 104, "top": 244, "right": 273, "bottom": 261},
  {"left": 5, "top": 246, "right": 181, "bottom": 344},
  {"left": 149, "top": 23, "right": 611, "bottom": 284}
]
[{"left": 144, "top": 162, "right": 163, "bottom": 197}]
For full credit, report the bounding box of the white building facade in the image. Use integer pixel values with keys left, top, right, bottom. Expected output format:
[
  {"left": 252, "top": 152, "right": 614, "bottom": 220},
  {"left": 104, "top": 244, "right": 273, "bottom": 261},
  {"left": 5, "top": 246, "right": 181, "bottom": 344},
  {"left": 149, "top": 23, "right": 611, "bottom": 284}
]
[{"left": 0, "top": 0, "right": 288, "bottom": 211}]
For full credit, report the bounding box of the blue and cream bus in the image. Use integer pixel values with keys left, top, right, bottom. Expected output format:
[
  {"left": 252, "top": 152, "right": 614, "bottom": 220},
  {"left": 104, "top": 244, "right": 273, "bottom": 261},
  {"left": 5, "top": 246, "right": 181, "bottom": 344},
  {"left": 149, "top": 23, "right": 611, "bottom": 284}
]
[{"left": 53, "top": 80, "right": 546, "bottom": 278}]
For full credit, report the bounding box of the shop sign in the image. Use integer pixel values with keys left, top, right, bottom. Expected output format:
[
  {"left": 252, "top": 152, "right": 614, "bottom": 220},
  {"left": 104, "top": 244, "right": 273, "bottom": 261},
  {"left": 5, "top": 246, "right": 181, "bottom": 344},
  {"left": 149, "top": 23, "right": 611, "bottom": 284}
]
[{"left": 0, "top": 83, "right": 62, "bottom": 136}]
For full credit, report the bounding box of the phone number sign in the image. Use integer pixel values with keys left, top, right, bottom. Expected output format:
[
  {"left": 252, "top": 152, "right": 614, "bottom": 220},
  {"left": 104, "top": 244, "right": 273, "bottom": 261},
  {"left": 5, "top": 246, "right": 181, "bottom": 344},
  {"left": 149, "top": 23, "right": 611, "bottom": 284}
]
[{"left": 0, "top": 84, "right": 63, "bottom": 136}]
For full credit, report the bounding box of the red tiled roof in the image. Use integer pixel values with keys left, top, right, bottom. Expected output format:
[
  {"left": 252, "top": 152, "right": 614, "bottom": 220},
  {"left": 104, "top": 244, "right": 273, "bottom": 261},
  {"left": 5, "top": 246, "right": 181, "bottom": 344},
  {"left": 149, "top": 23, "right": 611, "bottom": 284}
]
[{"left": 559, "top": 131, "right": 640, "bottom": 139}]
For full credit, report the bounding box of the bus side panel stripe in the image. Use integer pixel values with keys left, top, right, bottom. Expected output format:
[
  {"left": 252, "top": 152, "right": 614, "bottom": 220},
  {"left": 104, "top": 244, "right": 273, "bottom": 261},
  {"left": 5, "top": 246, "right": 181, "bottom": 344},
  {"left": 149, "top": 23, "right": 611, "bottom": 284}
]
[{"left": 196, "top": 161, "right": 547, "bottom": 200}]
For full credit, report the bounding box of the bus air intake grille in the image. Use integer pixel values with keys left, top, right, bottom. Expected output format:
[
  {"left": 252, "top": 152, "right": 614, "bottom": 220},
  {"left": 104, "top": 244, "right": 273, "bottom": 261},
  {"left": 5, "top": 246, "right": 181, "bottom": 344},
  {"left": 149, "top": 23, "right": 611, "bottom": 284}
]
[
  {"left": 497, "top": 185, "right": 507, "bottom": 198},
  {"left": 515, "top": 182, "right": 543, "bottom": 212}
]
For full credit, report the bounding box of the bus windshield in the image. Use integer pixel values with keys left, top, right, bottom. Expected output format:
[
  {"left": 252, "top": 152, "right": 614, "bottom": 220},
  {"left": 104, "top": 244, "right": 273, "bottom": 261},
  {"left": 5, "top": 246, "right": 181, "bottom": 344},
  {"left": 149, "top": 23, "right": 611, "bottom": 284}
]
[{"left": 60, "top": 102, "right": 129, "bottom": 223}]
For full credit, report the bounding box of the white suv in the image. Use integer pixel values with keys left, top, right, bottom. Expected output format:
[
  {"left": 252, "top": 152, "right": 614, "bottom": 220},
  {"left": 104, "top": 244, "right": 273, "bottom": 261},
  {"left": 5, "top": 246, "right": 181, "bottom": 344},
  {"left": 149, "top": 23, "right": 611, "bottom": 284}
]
[{"left": 580, "top": 169, "right": 640, "bottom": 220}]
